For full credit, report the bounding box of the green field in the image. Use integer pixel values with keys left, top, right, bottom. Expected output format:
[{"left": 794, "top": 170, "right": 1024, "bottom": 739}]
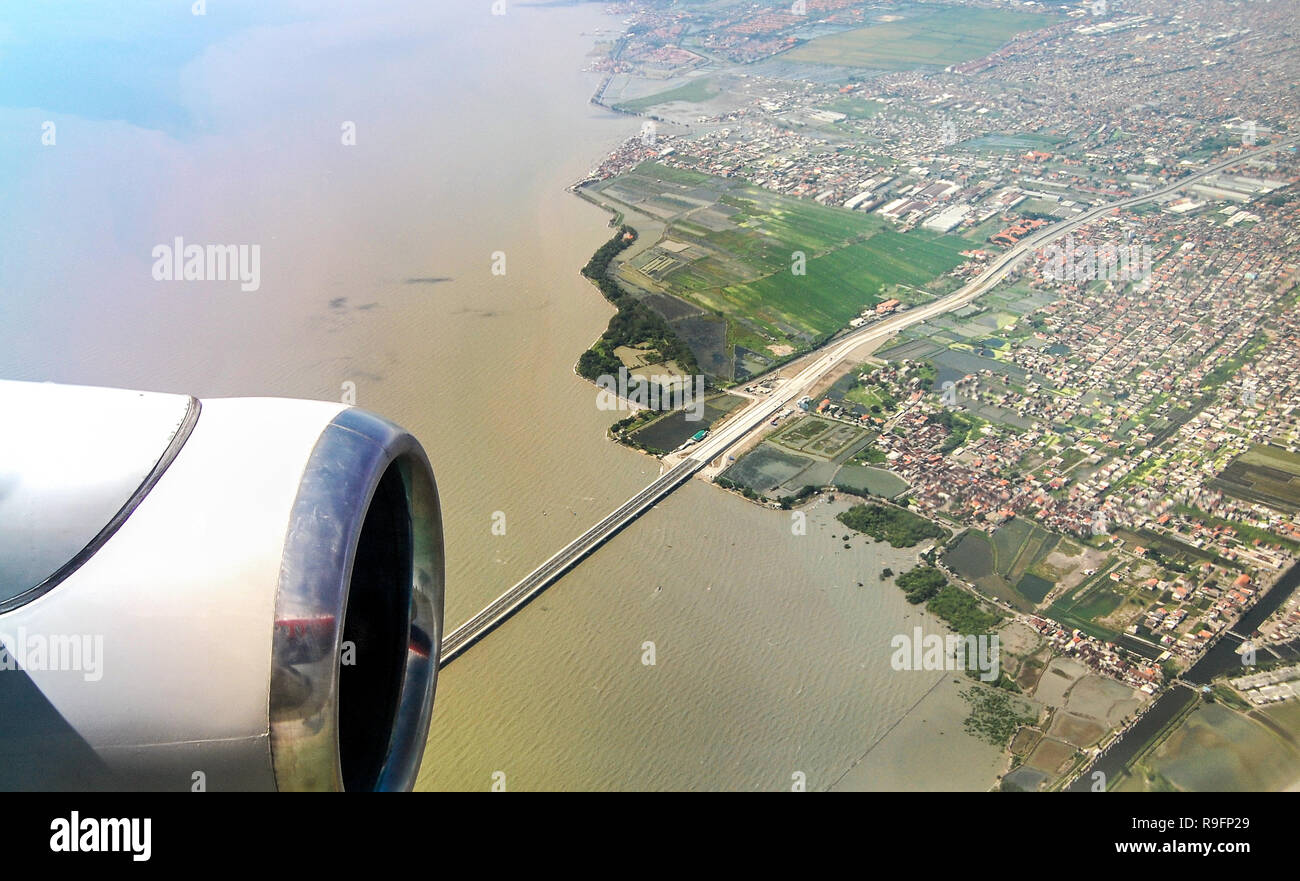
[
  {"left": 711, "top": 229, "right": 967, "bottom": 345},
  {"left": 613, "top": 79, "right": 718, "bottom": 113},
  {"left": 787, "top": 7, "right": 1053, "bottom": 70},
  {"left": 1210, "top": 444, "right": 1300, "bottom": 514},
  {"left": 588, "top": 162, "right": 970, "bottom": 379},
  {"left": 1045, "top": 567, "right": 1128, "bottom": 643}
]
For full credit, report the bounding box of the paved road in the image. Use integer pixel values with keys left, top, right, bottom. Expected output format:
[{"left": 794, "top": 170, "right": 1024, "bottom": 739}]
[
  {"left": 678, "top": 134, "right": 1300, "bottom": 473},
  {"left": 439, "top": 456, "right": 702, "bottom": 663},
  {"left": 438, "top": 137, "right": 1298, "bottom": 666}
]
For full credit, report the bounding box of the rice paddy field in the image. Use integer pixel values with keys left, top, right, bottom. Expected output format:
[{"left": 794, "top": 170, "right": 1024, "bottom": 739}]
[
  {"left": 585, "top": 162, "right": 969, "bottom": 380},
  {"left": 714, "top": 229, "right": 968, "bottom": 348},
  {"left": 785, "top": 6, "right": 1054, "bottom": 71},
  {"left": 1210, "top": 444, "right": 1300, "bottom": 514}
]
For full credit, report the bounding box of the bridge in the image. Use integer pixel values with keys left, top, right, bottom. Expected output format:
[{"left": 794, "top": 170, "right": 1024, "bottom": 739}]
[
  {"left": 438, "top": 136, "right": 1299, "bottom": 667},
  {"left": 438, "top": 456, "right": 702, "bottom": 662}
]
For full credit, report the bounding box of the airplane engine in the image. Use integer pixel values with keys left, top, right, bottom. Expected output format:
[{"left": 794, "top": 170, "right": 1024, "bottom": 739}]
[{"left": 0, "top": 380, "right": 444, "bottom": 791}]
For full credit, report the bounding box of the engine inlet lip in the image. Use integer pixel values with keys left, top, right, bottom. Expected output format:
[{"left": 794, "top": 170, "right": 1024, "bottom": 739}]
[{"left": 268, "top": 408, "right": 444, "bottom": 792}]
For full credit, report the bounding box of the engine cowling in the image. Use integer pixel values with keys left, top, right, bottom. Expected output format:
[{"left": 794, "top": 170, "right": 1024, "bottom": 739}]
[{"left": 0, "top": 380, "right": 444, "bottom": 791}]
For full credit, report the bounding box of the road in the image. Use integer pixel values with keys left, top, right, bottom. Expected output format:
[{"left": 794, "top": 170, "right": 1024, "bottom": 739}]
[
  {"left": 439, "top": 136, "right": 1298, "bottom": 666},
  {"left": 439, "top": 456, "right": 703, "bottom": 663},
  {"left": 673, "top": 135, "right": 1299, "bottom": 473}
]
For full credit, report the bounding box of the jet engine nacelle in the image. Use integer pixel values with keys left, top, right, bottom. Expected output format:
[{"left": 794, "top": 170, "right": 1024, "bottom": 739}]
[{"left": 0, "top": 380, "right": 444, "bottom": 791}]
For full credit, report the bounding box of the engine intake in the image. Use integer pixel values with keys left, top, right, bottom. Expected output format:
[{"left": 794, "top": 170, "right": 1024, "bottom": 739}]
[{"left": 0, "top": 381, "right": 444, "bottom": 791}]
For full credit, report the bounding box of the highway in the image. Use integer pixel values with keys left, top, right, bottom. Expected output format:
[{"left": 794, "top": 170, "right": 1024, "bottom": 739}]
[
  {"left": 438, "top": 136, "right": 1297, "bottom": 667},
  {"left": 680, "top": 134, "right": 1300, "bottom": 473},
  {"left": 439, "top": 456, "right": 703, "bottom": 663}
]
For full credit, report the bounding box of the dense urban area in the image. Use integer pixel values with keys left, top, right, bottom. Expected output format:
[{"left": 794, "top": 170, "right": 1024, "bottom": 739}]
[{"left": 572, "top": 0, "right": 1300, "bottom": 791}]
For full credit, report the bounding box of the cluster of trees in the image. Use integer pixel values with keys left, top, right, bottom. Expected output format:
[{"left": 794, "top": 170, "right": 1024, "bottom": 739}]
[
  {"left": 576, "top": 226, "right": 702, "bottom": 382},
  {"left": 778, "top": 485, "right": 818, "bottom": 509},
  {"left": 715, "top": 476, "right": 759, "bottom": 501},
  {"left": 895, "top": 565, "right": 948, "bottom": 604},
  {"left": 928, "top": 408, "right": 976, "bottom": 454},
  {"left": 926, "top": 583, "right": 1003, "bottom": 634},
  {"left": 836, "top": 503, "right": 946, "bottom": 548}
]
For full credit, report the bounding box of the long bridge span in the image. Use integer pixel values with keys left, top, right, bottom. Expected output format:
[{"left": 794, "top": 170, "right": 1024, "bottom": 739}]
[
  {"left": 437, "top": 136, "right": 1300, "bottom": 667},
  {"left": 438, "top": 456, "right": 699, "bottom": 663}
]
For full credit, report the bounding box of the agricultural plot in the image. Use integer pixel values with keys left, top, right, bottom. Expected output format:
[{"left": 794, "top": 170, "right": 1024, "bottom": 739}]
[
  {"left": 1044, "top": 567, "right": 1132, "bottom": 645},
  {"left": 1135, "top": 703, "right": 1300, "bottom": 792},
  {"left": 719, "top": 445, "right": 814, "bottom": 493},
  {"left": 786, "top": 7, "right": 1054, "bottom": 70},
  {"left": 715, "top": 230, "right": 967, "bottom": 348},
  {"left": 586, "top": 163, "right": 969, "bottom": 380},
  {"left": 1025, "top": 737, "right": 1076, "bottom": 776},
  {"left": 1112, "top": 528, "right": 1218, "bottom": 569},
  {"left": 612, "top": 78, "right": 718, "bottom": 113},
  {"left": 1211, "top": 444, "right": 1300, "bottom": 514},
  {"left": 943, "top": 520, "right": 1064, "bottom": 612}
]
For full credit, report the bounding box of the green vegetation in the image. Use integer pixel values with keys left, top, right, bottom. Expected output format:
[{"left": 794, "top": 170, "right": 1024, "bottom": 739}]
[
  {"left": 960, "top": 686, "right": 1038, "bottom": 747},
  {"left": 714, "top": 229, "right": 967, "bottom": 350},
  {"left": 1209, "top": 444, "right": 1300, "bottom": 516},
  {"left": 1045, "top": 570, "right": 1126, "bottom": 644},
  {"left": 714, "top": 475, "right": 759, "bottom": 501},
  {"left": 1211, "top": 685, "right": 1250, "bottom": 711},
  {"left": 837, "top": 503, "right": 948, "bottom": 548},
  {"left": 927, "top": 584, "right": 1004, "bottom": 634},
  {"left": 778, "top": 485, "right": 818, "bottom": 509},
  {"left": 612, "top": 78, "right": 717, "bottom": 113},
  {"left": 850, "top": 442, "right": 888, "bottom": 464},
  {"left": 1201, "top": 332, "right": 1270, "bottom": 390},
  {"left": 927, "top": 408, "right": 982, "bottom": 453},
  {"left": 588, "top": 163, "right": 969, "bottom": 378},
  {"left": 818, "top": 96, "right": 886, "bottom": 119},
  {"left": 576, "top": 227, "right": 701, "bottom": 382},
  {"left": 787, "top": 7, "right": 1053, "bottom": 70},
  {"left": 895, "top": 565, "right": 947, "bottom": 604}
]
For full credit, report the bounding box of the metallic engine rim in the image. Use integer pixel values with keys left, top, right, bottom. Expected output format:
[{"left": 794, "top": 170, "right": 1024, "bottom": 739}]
[{"left": 268, "top": 409, "right": 443, "bottom": 792}]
